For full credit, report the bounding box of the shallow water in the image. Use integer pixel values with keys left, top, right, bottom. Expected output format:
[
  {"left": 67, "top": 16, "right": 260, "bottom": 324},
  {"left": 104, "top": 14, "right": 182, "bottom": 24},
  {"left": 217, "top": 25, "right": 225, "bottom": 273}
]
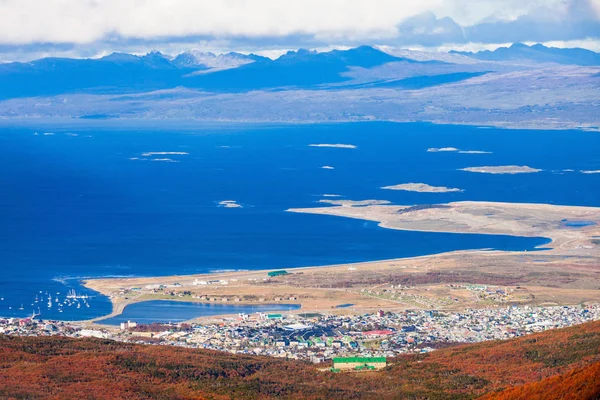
[
  {"left": 562, "top": 220, "right": 596, "bottom": 227},
  {"left": 99, "top": 300, "right": 301, "bottom": 325}
]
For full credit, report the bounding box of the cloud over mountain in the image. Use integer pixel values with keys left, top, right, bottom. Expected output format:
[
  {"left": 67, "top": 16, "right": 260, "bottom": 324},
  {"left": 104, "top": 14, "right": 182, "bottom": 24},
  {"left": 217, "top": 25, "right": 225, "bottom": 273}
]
[{"left": 0, "top": 0, "right": 598, "bottom": 60}]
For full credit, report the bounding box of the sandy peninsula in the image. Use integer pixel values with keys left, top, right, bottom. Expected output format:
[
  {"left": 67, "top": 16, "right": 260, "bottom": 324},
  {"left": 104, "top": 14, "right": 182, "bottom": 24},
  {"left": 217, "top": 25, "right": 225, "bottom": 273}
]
[
  {"left": 581, "top": 170, "right": 600, "bottom": 174},
  {"left": 318, "top": 199, "right": 391, "bottom": 206},
  {"left": 288, "top": 200, "right": 600, "bottom": 249},
  {"left": 382, "top": 183, "right": 463, "bottom": 193},
  {"left": 309, "top": 144, "right": 357, "bottom": 149},
  {"left": 82, "top": 199, "right": 600, "bottom": 327},
  {"left": 460, "top": 165, "right": 542, "bottom": 174}
]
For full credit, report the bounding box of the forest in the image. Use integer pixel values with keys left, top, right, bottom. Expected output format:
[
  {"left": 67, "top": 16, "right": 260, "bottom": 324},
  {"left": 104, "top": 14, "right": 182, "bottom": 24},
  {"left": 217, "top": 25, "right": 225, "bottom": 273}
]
[{"left": 1, "top": 320, "right": 599, "bottom": 399}]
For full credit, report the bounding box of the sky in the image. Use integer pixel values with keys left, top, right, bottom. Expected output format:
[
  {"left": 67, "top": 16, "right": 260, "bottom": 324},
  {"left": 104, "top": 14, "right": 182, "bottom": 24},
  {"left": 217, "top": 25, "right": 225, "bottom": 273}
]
[{"left": 0, "top": 0, "right": 599, "bottom": 61}]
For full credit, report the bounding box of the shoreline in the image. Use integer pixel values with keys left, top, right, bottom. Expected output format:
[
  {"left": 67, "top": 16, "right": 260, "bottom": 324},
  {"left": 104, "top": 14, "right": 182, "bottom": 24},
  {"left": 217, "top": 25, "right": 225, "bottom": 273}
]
[
  {"left": 80, "top": 248, "right": 515, "bottom": 326},
  {"left": 69, "top": 200, "right": 600, "bottom": 326},
  {"left": 0, "top": 116, "right": 597, "bottom": 133}
]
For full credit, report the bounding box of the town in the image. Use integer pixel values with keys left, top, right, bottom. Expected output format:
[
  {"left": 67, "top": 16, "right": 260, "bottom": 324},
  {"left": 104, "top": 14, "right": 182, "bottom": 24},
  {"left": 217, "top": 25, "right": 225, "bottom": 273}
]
[{"left": 2, "top": 303, "right": 599, "bottom": 365}]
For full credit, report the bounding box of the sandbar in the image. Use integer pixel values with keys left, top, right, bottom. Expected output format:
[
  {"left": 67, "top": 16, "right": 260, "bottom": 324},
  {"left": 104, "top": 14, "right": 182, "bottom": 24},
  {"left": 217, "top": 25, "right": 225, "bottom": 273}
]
[
  {"left": 141, "top": 151, "right": 189, "bottom": 156},
  {"left": 151, "top": 158, "right": 179, "bottom": 163},
  {"left": 218, "top": 200, "right": 242, "bottom": 208},
  {"left": 319, "top": 199, "right": 391, "bottom": 207},
  {"left": 309, "top": 144, "right": 357, "bottom": 149},
  {"left": 460, "top": 165, "right": 542, "bottom": 174},
  {"left": 427, "top": 147, "right": 458, "bottom": 152},
  {"left": 382, "top": 183, "right": 463, "bottom": 193}
]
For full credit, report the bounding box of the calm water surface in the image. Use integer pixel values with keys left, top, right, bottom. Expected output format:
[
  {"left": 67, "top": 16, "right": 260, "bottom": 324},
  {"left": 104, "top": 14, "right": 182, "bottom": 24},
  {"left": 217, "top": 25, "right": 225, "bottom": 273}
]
[
  {"left": 0, "top": 122, "right": 597, "bottom": 320},
  {"left": 99, "top": 301, "right": 300, "bottom": 325}
]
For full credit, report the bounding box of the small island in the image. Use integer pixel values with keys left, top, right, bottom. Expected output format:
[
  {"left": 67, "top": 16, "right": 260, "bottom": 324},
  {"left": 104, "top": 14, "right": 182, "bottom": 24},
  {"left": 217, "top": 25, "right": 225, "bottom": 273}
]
[
  {"left": 427, "top": 147, "right": 458, "bottom": 152},
  {"left": 427, "top": 148, "right": 491, "bottom": 154},
  {"left": 151, "top": 158, "right": 179, "bottom": 163},
  {"left": 319, "top": 199, "right": 390, "bottom": 207},
  {"left": 218, "top": 200, "right": 242, "bottom": 208},
  {"left": 581, "top": 170, "right": 600, "bottom": 174},
  {"left": 141, "top": 151, "right": 189, "bottom": 156},
  {"left": 458, "top": 150, "right": 492, "bottom": 154},
  {"left": 460, "top": 165, "right": 542, "bottom": 174},
  {"left": 321, "top": 166, "right": 335, "bottom": 170},
  {"left": 321, "top": 194, "right": 342, "bottom": 198},
  {"left": 309, "top": 144, "right": 357, "bottom": 149},
  {"left": 382, "top": 183, "right": 464, "bottom": 193}
]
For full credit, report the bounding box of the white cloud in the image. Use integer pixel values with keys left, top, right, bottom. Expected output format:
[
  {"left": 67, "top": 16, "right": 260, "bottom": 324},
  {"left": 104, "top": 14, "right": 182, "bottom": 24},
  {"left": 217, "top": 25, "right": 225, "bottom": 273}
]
[{"left": 1, "top": 0, "right": 597, "bottom": 45}]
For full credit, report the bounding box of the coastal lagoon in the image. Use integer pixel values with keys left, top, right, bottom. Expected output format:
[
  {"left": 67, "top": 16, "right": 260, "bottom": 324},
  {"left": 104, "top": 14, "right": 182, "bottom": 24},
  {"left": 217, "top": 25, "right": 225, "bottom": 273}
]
[
  {"left": 1, "top": 122, "right": 598, "bottom": 321},
  {"left": 99, "top": 301, "right": 301, "bottom": 325}
]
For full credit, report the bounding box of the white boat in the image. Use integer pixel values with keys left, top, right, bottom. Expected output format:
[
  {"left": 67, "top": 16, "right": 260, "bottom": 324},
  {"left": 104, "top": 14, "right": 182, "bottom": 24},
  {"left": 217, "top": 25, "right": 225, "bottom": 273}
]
[{"left": 66, "top": 289, "right": 89, "bottom": 299}]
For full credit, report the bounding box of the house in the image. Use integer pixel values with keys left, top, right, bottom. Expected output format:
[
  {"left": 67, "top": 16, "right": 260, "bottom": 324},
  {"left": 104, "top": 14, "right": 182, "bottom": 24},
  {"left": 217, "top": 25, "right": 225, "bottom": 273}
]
[
  {"left": 120, "top": 320, "right": 137, "bottom": 330},
  {"left": 332, "top": 357, "right": 387, "bottom": 371}
]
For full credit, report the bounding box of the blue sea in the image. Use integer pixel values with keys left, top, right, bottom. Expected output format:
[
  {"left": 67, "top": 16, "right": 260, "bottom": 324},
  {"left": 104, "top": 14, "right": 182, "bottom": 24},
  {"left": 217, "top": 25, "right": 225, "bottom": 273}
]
[{"left": 0, "top": 121, "right": 598, "bottom": 321}]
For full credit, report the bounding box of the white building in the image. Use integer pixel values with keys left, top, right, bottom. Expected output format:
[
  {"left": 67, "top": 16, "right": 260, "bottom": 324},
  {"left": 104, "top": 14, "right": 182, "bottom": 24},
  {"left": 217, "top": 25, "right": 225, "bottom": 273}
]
[{"left": 120, "top": 320, "right": 137, "bottom": 330}]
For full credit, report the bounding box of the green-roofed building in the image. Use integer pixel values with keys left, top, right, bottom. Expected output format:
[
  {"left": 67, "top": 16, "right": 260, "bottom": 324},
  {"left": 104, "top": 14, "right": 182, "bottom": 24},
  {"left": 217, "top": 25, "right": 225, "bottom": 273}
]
[
  {"left": 267, "top": 313, "right": 283, "bottom": 319},
  {"left": 268, "top": 270, "right": 288, "bottom": 277},
  {"left": 332, "top": 357, "right": 387, "bottom": 371}
]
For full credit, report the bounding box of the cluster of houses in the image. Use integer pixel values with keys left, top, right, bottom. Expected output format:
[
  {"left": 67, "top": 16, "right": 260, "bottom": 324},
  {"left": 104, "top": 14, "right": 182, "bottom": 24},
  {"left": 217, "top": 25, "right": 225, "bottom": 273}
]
[{"left": 1, "top": 303, "right": 598, "bottom": 365}]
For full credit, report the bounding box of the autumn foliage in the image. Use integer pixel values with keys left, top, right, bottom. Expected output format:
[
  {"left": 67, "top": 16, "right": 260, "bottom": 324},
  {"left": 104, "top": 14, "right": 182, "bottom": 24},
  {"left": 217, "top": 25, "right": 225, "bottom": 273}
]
[
  {"left": 482, "top": 361, "right": 600, "bottom": 400},
  {"left": 0, "top": 320, "right": 599, "bottom": 399}
]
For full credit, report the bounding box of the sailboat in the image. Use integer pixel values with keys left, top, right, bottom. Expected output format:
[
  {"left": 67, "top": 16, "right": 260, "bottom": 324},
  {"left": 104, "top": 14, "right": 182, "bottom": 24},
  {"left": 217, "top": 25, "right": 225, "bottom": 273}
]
[
  {"left": 18, "top": 303, "right": 24, "bottom": 311},
  {"left": 66, "top": 289, "right": 89, "bottom": 299}
]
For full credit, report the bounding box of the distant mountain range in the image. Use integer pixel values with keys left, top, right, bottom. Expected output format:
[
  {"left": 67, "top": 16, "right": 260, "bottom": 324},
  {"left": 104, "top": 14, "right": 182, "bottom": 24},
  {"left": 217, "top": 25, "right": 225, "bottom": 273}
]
[
  {"left": 0, "top": 46, "right": 410, "bottom": 99},
  {"left": 0, "top": 43, "right": 598, "bottom": 100},
  {"left": 451, "top": 43, "right": 600, "bottom": 66}
]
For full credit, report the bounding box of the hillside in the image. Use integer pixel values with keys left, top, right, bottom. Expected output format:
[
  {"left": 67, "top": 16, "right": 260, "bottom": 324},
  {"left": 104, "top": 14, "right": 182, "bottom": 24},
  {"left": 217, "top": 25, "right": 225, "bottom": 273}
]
[
  {"left": 483, "top": 362, "right": 600, "bottom": 400},
  {"left": 1, "top": 320, "right": 600, "bottom": 399}
]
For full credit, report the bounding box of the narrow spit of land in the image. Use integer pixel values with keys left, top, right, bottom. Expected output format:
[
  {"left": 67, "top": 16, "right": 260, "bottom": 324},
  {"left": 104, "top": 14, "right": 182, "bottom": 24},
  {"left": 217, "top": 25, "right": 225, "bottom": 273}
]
[{"left": 82, "top": 201, "right": 600, "bottom": 325}]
